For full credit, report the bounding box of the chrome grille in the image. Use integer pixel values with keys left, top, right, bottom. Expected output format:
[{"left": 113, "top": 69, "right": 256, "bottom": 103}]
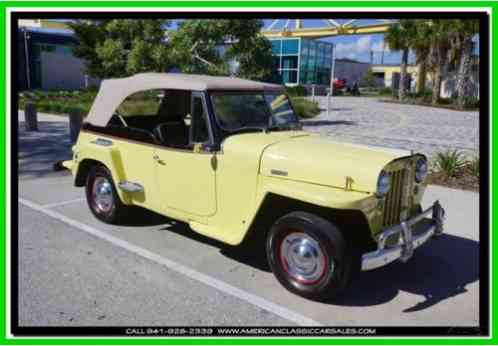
[{"left": 383, "top": 169, "right": 407, "bottom": 227}]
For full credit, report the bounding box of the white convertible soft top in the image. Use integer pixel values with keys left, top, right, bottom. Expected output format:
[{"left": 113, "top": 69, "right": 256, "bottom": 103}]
[{"left": 85, "top": 73, "right": 283, "bottom": 127}]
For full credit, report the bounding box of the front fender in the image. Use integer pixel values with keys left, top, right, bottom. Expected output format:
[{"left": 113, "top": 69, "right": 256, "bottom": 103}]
[
  {"left": 255, "top": 175, "right": 376, "bottom": 210},
  {"left": 245, "top": 175, "right": 383, "bottom": 239},
  {"left": 71, "top": 138, "right": 131, "bottom": 204}
]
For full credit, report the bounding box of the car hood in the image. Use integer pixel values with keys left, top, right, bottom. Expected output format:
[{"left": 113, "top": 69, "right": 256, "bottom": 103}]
[{"left": 259, "top": 134, "right": 409, "bottom": 193}]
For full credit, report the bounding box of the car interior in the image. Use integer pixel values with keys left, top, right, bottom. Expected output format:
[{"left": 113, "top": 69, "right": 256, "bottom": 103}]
[{"left": 98, "top": 89, "right": 210, "bottom": 150}]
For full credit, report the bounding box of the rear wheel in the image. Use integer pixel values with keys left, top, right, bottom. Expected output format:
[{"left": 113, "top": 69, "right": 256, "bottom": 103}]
[
  {"left": 266, "top": 211, "right": 353, "bottom": 301},
  {"left": 85, "top": 165, "right": 127, "bottom": 224}
]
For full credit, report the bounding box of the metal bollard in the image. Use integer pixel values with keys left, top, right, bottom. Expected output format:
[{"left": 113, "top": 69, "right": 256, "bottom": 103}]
[
  {"left": 24, "top": 103, "right": 38, "bottom": 131},
  {"left": 327, "top": 92, "right": 331, "bottom": 118},
  {"left": 69, "top": 108, "right": 83, "bottom": 144}
]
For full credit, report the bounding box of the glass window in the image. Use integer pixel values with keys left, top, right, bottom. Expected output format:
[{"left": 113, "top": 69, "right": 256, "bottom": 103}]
[
  {"left": 272, "top": 56, "right": 280, "bottom": 70},
  {"left": 282, "top": 56, "right": 298, "bottom": 69},
  {"left": 282, "top": 70, "right": 298, "bottom": 84},
  {"left": 282, "top": 39, "right": 299, "bottom": 55},
  {"left": 191, "top": 96, "right": 210, "bottom": 143},
  {"left": 117, "top": 90, "right": 162, "bottom": 117},
  {"left": 264, "top": 93, "right": 299, "bottom": 126},
  {"left": 300, "top": 54, "right": 308, "bottom": 69},
  {"left": 309, "top": 41, "right": 317, "bottom": 57},
  {"left": 308, "top": 56, "right": 316, "bottom": 69},
  {"left": 211, "top": 92, "right": 299, "bottom": 132},
  {"left": 211, "top": 93, "right": 269, "bottom": 129},
  {"left": 270, "top": 40, "right": 282, "bottom": 55}
]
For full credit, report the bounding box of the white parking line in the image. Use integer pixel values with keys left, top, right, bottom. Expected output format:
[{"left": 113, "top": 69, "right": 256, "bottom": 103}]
[
  {"left": 42, "top": 197, "right": 86, "bottom": 209},
  {"left": 19, "top": 197, "right": 322, "bottom": 327}
]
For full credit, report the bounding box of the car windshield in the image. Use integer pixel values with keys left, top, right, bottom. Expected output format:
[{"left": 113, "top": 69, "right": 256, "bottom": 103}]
[{"left": 210, "top": 91, "right": 301, "bottom": 132}]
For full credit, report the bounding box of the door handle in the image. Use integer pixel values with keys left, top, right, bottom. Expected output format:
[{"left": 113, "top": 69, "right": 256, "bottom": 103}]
[{"left": 153, "top": 155, "right": 166, "bottom": 165}]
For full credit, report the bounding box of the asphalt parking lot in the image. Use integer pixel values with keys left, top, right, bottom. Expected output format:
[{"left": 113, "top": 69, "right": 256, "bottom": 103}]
[{"left": 17, "top": 111, "right": 480, "bottom": 327}]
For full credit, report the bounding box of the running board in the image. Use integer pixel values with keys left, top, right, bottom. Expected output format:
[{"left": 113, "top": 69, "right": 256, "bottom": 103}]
[{"left": 118, "top": 181, "right": 144, "bottom": 193}]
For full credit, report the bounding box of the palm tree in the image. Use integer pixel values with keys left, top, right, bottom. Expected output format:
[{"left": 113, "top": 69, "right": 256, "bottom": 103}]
[
  {"left": 426, "top": 20, "right": 454, "bottom": 105},
  {"left": 452, "top": 20, "right": 479, "bottom": 109},
  {"left": 385, "top": 20, "right": 417, "bottom": 101},
  {"left": 409, "top": 20, "right": 432, "bottom": 94}
]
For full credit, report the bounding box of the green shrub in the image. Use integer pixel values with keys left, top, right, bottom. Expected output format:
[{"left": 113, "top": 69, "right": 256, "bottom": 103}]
[
  {"left": 434, "top": 150, "right": 466, "bottom": 178},
  {"left": 416, "top": 88, "right": 432, "bottom": 99},
  {"left": 286, "top": 85, "right": 308, "bottom": 97},
  {"left": 462, "top": 96, "right": 480, "bottom": 109},
  {"left": 438, "top": 98, "right": 452, "bottom": 105},
  {"left": 291, "top": 97, "right": 320, "bottom": 119},
  {"left": 469, "top": 156, "right": 479, "bottom": 177},
  {"left": 85, "top": 85, "right": 100, "bottom": 93},
  {"left": 378, "top": 87, "right": 393, "bottom": 96},
  {"left": 51, "top": 102, "right": 64, "bottom": 113}
]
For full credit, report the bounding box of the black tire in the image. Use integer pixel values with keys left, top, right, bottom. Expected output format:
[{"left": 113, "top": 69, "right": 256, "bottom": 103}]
[
  {"left": 85, "top": 165, "right": 127, "bottom": 224},
  {"left": 266, "top": 211, "right": 353, "bottom": 301}
]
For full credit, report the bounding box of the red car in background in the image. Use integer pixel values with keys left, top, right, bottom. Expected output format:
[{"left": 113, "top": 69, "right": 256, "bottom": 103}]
[{"left": 333, "top": 78, "right": 347, "bottom": 91}]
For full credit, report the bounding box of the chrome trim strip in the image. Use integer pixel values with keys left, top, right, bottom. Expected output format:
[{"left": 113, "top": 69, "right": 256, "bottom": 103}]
[{"left": 91, "top": 138, "right": 113, "bottom": 146}]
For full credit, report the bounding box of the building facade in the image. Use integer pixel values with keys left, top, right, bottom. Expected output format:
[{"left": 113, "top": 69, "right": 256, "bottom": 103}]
[
  {"left": 333, "top": 58, "right": 372, "bottom": 86},
  {"left": 18, "top": 27, "right": 100, "bottom": 90},
  {"left": 269, "top": 38, "right": 334, "bottom": 87}
]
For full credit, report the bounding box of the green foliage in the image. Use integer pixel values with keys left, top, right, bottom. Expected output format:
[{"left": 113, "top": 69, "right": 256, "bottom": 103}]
[
  {"left": 460, "top": 96, "right": 480, "bottom": 109},
  {"left": 69, "top": 20, "right": 172, "bottom": 78},
  {"left": 469, "top": 156, "right": 479, "bottom": 177},
  {"left": 285, "top": 85, "right": 307, "bottom": 97},
  {"left": 19, "top": 90, "right": 95, "bottom": 116},
  {"left": 291, "top": 98, "right": 320, "bottom": 119},
  {"left": 171, "top": 19, "right": 273, "bottom": 80},
  {"left": 434, "top": 150, "right": 466, "bottom": 178},
  {"left": 378, "top": 87, "right": 393, "bottom": 96}
]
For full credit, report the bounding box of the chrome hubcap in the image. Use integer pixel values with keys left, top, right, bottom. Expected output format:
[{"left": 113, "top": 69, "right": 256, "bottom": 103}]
[
  {"left": 280, "top": 232, "right": 329, "bottom": 285},
  {"left": 92, "top": 177, "right": 113, "bottom": 213}
]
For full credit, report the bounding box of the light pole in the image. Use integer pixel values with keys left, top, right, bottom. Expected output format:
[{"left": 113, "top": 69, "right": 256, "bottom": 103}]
[
  {"left": 23, "top": 28, "right": 31, "bottom": 89},
  {"left": 327, "top": 43, "right": 336, "bottom": 118}
]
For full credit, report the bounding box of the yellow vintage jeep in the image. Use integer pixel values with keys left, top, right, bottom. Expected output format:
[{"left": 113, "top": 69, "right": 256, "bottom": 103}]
[{"left": 63, "top": 73, "right": 445, "bottom": 300}]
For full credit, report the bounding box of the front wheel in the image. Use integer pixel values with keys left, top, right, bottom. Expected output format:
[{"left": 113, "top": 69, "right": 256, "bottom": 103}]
[
  {"left": 266, "top": 211, "right": 353, "bottom": 301},
  {"left": 85, "top": 165, "right": 128, "bottom": 224}
]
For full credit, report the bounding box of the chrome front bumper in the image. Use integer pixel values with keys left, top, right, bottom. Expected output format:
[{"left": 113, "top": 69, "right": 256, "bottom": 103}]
[{"left": 361, "top": 201, "right": 445, "bottom": 271}]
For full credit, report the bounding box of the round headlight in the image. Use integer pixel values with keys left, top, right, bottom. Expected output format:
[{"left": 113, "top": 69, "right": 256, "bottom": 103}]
[
  {"left": 415, "top": 158, "right": 428, "bottom": 183},
  {"left": 376, "top": 171, "right": 391, "bottom": 197}
]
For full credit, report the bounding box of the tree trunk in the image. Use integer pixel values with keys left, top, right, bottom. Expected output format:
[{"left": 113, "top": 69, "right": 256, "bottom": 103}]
[
  {"left": 432, "top": 68, "right": 442, "bottom": 105},
  {"left": 432, "top": 60, "right": 449, "bottom": 105},
  {"left": 456, "top": 37, "right": 474, "bottom": 109},
  {"left": 398, "top": 48, "right": 409, "bottom": 101},
  {"left": 416, "top": 61, "right": 427, "bottom": 94}
]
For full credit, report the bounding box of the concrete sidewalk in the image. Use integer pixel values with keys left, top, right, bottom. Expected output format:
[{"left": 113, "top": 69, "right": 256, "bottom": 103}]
[{"left": 18, "top": 111, "right": 72, "bottom": 180}]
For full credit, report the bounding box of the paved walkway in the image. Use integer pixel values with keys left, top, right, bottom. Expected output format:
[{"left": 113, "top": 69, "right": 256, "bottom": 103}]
[
  {"left": 18, "top": 111, "right": 72, "bottom": 180},
  {"left": 301, "top": 97, "right": 480, "bottom": 160}
]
